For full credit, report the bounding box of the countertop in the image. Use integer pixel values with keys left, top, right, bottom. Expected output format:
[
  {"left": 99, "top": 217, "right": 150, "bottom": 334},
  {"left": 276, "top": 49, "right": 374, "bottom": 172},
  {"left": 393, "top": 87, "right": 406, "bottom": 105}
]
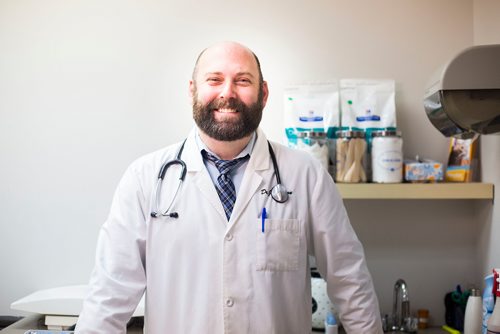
[
  {"left": 1, "top": 315, "right": 451, "bottom": 333},
  {"left": 0, "top": 315, "right": 144, "bottom": 334},
  {"left": 320, "top": 327, "right": 449, "bottom": 334}
]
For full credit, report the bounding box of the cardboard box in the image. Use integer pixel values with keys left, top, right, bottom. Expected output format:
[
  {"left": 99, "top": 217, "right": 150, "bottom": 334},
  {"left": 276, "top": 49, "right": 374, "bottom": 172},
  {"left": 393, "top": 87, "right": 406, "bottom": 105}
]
[{"left": 404, "top": 160, "right": 443, "bottom": 182}]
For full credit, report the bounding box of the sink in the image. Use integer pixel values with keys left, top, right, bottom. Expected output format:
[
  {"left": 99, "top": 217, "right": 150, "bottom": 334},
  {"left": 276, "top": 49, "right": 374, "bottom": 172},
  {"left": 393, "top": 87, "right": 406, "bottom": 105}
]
[
  {"left": 382, "top": 314, "right": 418, "bottom": 333},
  {"left": 383, "top": 279, "right": 418, "bottom": 333}
]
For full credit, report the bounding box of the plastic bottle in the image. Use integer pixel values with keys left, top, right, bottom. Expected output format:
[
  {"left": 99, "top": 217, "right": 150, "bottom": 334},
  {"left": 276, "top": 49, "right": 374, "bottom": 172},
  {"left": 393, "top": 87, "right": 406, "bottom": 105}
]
[
  {"left": 371, "top": 130, "right": 403, "bottom": 183},
  {"left": 484, "top": 274, "right": 495, "bottom": 334},
  {"left": 464, "top": 288, "right": 483, "bottom": 334},
  {"left": 487, "top": 269, "right": 500, "bottom": 333},
  {"left": 418, "top": 308, "right": 429, "bottom": 329},
  {"left": 325, "top": 311, "right": 338, "bottom": 334}
]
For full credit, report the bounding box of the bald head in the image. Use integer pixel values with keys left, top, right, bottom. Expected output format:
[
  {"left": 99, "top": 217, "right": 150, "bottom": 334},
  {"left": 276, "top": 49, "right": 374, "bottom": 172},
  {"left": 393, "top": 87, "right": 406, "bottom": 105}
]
[{"left": 192, "top": 42, "right": 264, "bottom": 87}]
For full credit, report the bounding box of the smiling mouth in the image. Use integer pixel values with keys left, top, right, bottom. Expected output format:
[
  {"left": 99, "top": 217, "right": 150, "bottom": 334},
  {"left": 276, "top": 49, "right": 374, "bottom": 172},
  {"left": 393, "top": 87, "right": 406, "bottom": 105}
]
[{"left": 215, "top": 108, "right": 238, "bottom": 113}]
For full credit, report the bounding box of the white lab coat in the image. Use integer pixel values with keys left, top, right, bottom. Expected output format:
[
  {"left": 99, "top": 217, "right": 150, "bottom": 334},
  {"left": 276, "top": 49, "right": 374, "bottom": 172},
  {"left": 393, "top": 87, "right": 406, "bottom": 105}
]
[{"left": 76, "top": 128, "right": 383, "bottom": 334}]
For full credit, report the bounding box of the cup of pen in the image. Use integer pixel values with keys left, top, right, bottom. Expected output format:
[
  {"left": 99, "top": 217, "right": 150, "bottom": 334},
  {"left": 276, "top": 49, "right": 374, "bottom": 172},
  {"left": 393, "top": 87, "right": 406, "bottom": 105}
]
[{"left": 335, "top": 130, "right": 367, "bottom": 183}]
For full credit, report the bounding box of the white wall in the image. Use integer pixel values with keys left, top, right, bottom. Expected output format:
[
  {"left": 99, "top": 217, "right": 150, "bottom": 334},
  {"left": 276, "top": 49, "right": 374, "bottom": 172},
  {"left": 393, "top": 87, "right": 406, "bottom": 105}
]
[{"left": 0, "top": 0, "right": 492, "bottom": 326}]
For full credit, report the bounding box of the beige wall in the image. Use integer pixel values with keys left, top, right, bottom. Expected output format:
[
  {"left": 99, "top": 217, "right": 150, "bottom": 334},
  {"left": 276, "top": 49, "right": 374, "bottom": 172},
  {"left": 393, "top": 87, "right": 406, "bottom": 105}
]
[
  {"left": 1, "top": 0, "right": 496, "bottom": 327},
  {"left": 473, "top": 0, "right": 500, "bottom": 280}
]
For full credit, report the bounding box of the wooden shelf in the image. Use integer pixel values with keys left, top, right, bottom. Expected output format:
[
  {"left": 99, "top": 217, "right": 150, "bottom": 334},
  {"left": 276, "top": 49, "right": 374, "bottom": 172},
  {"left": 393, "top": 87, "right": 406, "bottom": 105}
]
[{"left": 336, "top": 182, "right": 494, "bottom": 200}]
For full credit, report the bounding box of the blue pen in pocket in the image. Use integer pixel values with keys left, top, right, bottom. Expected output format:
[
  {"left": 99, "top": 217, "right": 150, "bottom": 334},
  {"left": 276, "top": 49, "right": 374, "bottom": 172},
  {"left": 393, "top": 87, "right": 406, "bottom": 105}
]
[{"left": 261, "top": 207, "right": 267, "bottom": 233}]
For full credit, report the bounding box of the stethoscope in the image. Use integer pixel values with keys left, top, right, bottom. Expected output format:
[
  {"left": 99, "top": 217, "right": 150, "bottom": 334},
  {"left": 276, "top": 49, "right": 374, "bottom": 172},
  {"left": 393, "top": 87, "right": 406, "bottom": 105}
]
[{"left": 150, "top": 140, "right": 291, "bottom": 219}]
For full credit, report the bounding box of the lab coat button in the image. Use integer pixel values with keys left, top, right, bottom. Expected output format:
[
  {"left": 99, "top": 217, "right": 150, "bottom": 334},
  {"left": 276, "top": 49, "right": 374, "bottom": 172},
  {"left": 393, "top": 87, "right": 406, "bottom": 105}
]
[
  {"left": 225, "top": 298, "right": 234, "bottom": 307},
  {"left": 225, "top": 234, "right": 233, "bottom": 241}
]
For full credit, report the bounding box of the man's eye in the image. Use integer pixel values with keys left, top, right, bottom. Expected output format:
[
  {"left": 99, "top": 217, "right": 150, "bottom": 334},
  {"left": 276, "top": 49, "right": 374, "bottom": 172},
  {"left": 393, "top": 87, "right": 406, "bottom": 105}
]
[
  {"left": 207, "top": 78, "right": 222, "bottom": 83},
  {"left": 237, "top": 78, "right": 251, "bottom": 84}
]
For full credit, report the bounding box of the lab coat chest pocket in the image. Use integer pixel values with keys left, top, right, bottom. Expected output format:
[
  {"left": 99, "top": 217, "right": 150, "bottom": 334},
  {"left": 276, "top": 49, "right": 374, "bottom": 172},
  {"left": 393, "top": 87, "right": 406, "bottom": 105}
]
[{"left": 256, "top": 219, "right": 300, "bottom": 271}]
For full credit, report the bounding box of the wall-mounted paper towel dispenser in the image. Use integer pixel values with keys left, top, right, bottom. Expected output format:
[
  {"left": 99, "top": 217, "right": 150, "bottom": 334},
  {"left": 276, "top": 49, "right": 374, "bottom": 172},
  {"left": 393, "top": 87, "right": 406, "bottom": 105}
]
[{"left": 423, "top": 44, "right": 500, "bottom": 139}]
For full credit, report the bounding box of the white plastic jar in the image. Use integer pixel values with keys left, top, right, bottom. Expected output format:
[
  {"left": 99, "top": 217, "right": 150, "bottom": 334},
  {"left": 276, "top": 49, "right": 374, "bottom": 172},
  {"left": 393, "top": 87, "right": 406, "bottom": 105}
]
[{"left": 371, "top": 130, "right": 403, "bottom": 183}]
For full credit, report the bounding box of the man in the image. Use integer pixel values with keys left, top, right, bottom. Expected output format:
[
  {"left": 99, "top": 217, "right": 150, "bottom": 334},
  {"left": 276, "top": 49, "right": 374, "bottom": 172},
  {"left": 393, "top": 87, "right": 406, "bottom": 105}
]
[{"left": 76, "top": 41, "right": 383, "bottom": 333}]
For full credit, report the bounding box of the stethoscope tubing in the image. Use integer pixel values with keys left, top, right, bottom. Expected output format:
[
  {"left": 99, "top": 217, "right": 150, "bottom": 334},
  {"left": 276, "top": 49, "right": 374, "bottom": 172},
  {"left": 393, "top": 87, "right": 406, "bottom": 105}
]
[
  {"left": 151, "top": 140, "right": 187, "bottom": 218},
  {"left": 152, "top": 169, "right": 184, "bottom": 218},
  {"left": 151, "top": 139, "right": 290, "bottom": 218},
  {"left": 267, "top": 141, "right": 282, "bottom": 185}
]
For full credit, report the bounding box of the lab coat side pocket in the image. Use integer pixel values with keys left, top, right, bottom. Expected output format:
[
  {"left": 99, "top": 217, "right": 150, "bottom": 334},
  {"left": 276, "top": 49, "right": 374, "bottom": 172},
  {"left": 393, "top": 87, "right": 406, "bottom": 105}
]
[{"left": 256, "top": 219, "right": 300, "bottom": 272}]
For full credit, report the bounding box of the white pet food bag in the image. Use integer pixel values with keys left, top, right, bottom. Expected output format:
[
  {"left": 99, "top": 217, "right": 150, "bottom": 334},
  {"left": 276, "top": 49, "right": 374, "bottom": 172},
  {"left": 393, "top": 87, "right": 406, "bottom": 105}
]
[
  {"left": 340, "top": 79, "right": 396, "bottom": 131},
  {"left": 284, "top": 82, "right": 340, "bottom": 175},
  {"left": 339, "top": 79, "right": 397, "bottom": 181}
]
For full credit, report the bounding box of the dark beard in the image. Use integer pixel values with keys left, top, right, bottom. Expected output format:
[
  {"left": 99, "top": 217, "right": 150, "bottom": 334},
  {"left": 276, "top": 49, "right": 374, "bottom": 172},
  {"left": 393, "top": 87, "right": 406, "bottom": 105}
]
[{"left": 192, "top": 89, "right": 264, "bottom": 141}]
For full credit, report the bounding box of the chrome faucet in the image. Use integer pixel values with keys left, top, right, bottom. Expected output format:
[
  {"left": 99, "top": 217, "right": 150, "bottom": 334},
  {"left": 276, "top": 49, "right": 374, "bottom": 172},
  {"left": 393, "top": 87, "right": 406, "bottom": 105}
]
[{"left": 391, "top": 278, "right": 410, "bottom": 332}]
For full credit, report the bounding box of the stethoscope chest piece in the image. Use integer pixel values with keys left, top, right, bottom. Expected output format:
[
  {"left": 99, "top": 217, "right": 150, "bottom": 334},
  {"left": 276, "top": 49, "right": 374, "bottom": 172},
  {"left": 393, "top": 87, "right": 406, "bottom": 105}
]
[
  {"left": 261, "top": 141, "right": 292, "bottom": 204},
  {"left": 270, "top": 184, "right": 290, "bottom": 203}
]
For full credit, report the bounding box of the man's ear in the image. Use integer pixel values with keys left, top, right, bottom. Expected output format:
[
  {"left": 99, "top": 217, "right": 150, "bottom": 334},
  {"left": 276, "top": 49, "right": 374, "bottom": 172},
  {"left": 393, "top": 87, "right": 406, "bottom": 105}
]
[
  {"left": 189, "top": 80, "right": 195, "bottom": 99},
  {"left": 262, "top": 81, "right": 269, "bottom": 107}
]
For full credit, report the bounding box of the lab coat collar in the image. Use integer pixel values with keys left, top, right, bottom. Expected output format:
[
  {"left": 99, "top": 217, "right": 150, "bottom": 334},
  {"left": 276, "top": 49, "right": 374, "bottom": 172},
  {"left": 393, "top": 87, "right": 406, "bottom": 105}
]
[
  {"left": 194, "top": 129, "right": 256, "bottom": 161},
  {"left": 230, "top": 127, "right": 270, "bottom": 224},
  {"left": 182, "top": 128, "right": 205, "bottom": 172},
  {"left": 247, "top": 127, "right": 271, "bottom": 172},
  {"left": 182, "top": 127, "right": 271, "bottom": 225},
  {"left": 182, "top": 127, "right": 270, "bottom": 172}
]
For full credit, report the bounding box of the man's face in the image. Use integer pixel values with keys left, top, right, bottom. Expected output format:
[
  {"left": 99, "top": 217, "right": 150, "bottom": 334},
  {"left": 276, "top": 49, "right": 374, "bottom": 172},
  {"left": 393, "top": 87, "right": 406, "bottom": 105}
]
[{"left": 190, "top": 43, "right": 268, "bottom": 141}]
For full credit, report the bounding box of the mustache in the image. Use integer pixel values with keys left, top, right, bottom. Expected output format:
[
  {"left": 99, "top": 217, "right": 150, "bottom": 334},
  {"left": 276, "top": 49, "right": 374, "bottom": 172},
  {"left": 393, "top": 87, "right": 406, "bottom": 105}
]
[{"left": 206, "top": 97, "right": 247, "bottom": 112}]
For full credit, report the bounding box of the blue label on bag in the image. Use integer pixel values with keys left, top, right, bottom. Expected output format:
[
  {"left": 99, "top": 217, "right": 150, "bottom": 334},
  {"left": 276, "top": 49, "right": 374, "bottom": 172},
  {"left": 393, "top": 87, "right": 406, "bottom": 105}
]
[
  {"left": 356, "top": 115, "right": 381, "bottom": 121},
  {"left": 299, "top": 116, "right": 324, "bottom": 122}
]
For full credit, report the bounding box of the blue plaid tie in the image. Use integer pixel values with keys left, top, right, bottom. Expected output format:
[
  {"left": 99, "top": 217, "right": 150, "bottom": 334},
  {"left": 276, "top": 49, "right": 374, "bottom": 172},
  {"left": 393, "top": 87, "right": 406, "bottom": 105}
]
[{"left": 202, "top": 150, "right": 250, "bottom": 220}]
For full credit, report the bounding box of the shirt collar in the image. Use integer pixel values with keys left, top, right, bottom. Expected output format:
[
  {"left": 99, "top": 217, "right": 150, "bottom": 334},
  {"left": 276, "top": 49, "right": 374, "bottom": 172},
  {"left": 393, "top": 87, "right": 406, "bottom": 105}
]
[{"left": 195, "top": 128, "right": 257, "bottom": 160}]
